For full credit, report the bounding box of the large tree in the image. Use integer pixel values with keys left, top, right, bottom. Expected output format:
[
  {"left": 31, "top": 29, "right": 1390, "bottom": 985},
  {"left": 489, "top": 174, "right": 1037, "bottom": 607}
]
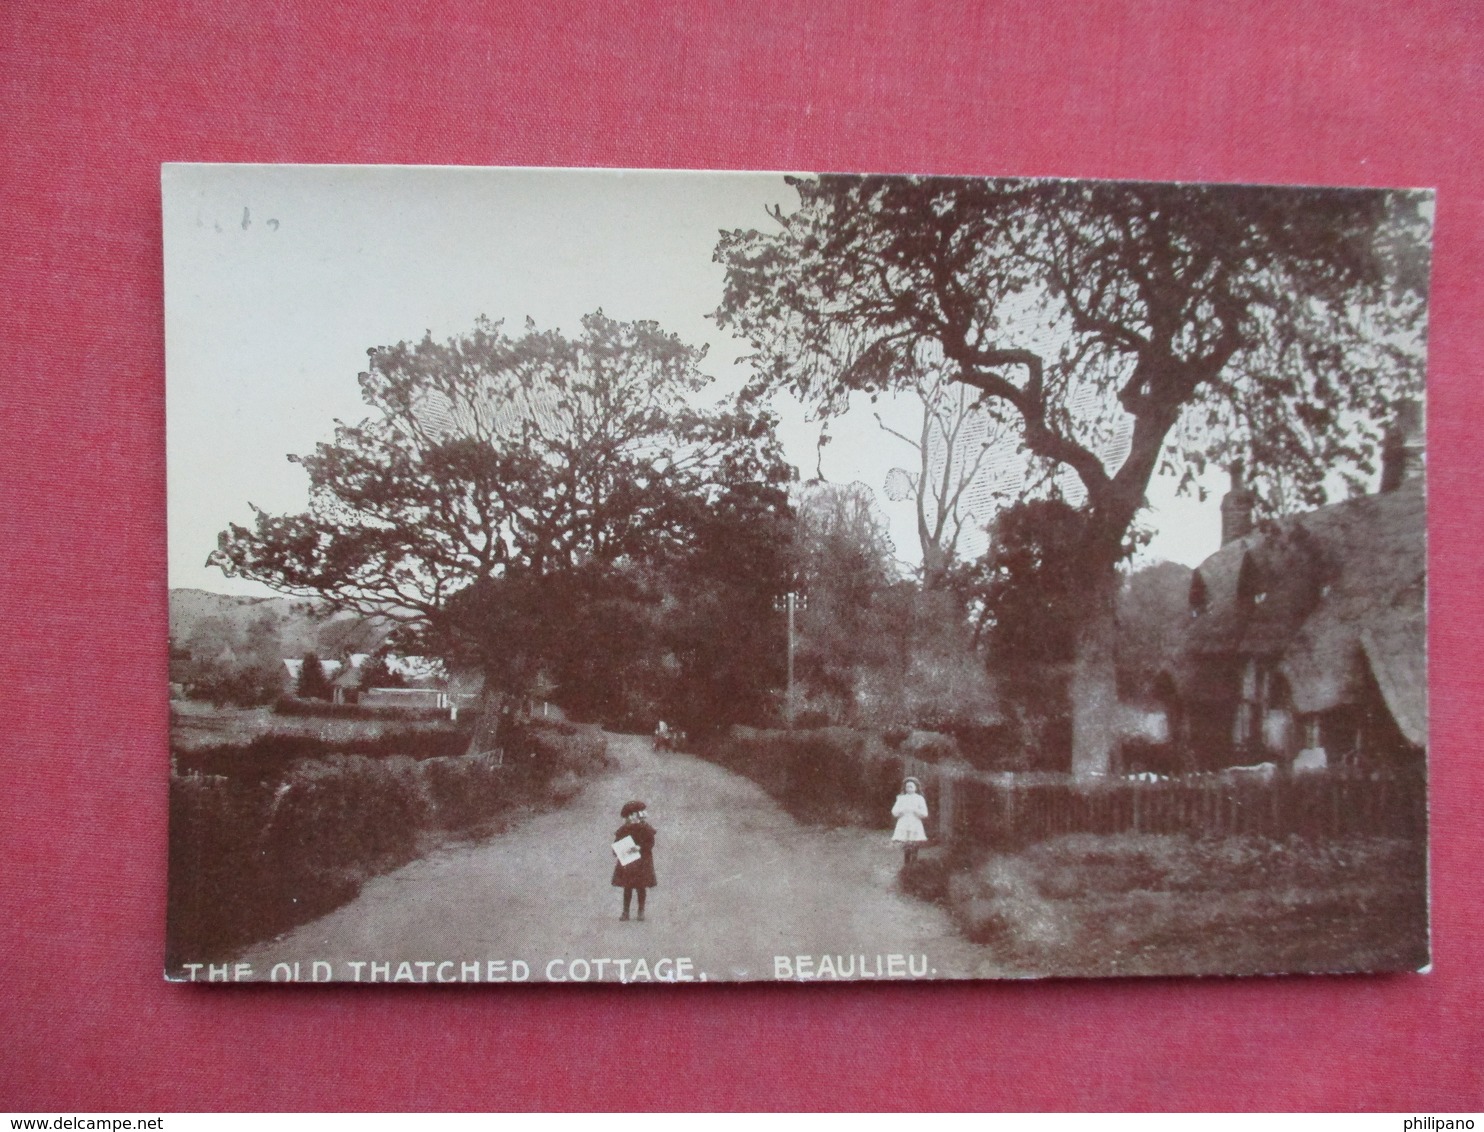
[
  {"left": 716, "top": 175, "right": 1429, "bottom": 774},
  {"left": 211, "top": 312, "right": 792, "bottom": 708}
]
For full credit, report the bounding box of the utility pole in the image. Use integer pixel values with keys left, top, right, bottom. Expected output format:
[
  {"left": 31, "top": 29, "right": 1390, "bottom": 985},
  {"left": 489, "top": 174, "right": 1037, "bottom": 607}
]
[
  {"left": 786, "top": 590, "right": 796, "bottom": 729},
  {"left": 775, "top": 585, "right": 804, "bottom": 728}
]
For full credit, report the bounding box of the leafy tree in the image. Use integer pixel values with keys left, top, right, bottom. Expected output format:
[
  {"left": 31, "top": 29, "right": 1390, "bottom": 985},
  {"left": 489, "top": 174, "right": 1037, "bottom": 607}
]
[
  {"left": 789, "top": 480, "right": 903, "bottom": 721},
  {"left": 716, "top": 175, "right": 1429, "bottom": 773},
  {"left": 211, "top": 312, "right": 791, "bottom": 714},
  {"left": 1115, "top": 560, "right": 1195, "bottom": 700},
  {"left": 296, "top": 652, "right": 332, "bottom": 700},
  {"left": 358, "top": 646, "right": 406, "bottom": 690},
  {"left": 971, "top": 499, "right": 1092, "bottom": 668},
  {"left": 441, "top": 562, "right": 667, "bottom": 727},
  {"left": 170, "top": 611, "right": 284, "bottom": 706},
  {"left": 951, "top": 499, "right": 1093, "bottom": 768},
  {"left": 661, "top": 477, "right": 795, "bottom": 732},
  {"left": 443, "top": 477, "right": 795, "bottom": 733}
]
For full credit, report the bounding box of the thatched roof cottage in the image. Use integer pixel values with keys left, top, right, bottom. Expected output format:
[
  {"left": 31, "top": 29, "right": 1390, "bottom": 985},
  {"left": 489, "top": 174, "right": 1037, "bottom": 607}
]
[{"left": 1149, "top": 408, "right": 1425, "bottom": 773}]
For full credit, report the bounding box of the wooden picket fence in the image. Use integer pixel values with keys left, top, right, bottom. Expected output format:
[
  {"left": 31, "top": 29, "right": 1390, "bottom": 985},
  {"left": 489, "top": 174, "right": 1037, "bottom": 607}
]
[
  {"left": 709, "top": 727, "right": 1426, "bottom": 852},
  {"left": 903, "top": 762, "right": 1426, "bottom": 850}
]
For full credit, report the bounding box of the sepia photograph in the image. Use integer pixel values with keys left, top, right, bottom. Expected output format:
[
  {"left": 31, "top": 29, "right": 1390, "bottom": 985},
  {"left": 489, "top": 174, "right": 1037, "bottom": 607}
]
[{"left": 164, "top": 164, "right": 1431, "bottom": 984}]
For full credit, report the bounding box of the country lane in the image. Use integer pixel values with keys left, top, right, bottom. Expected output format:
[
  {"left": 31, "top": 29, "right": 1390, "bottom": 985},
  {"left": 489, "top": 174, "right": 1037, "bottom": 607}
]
[{"left": 238, "top": 732, "right": 1005, "bottom": 984}]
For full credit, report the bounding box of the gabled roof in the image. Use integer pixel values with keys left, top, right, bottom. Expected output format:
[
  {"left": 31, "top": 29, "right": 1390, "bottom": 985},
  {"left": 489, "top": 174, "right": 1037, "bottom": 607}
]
[
  {"left": 1186, "top": 512, "right": 1333, "bottom": 659},
  {"left": 1172, "top": 477, "right": 1425, "bottom": 744}
]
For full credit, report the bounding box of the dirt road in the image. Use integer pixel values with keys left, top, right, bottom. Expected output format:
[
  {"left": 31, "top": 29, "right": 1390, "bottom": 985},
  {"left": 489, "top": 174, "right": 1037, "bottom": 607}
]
[{"left": 239, "top": 733, "right": 1003, "bottom": 984}]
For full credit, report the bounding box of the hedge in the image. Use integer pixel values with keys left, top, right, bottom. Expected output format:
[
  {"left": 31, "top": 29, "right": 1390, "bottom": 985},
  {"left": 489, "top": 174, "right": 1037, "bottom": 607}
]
[
  {"left": 274, "top": 696, "right": 454, "bottom": 722},
  {"left": 706, "top": 725, "right": 910, "bottom": 826},
  {"left": 166, "top": 719, "right": 608, "bottom": 968}
]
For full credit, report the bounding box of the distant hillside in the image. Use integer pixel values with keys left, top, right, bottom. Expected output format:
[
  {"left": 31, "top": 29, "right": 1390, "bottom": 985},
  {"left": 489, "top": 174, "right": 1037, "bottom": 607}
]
[{"left": 169, "top": 588, "right": 392, "bottom": 660}]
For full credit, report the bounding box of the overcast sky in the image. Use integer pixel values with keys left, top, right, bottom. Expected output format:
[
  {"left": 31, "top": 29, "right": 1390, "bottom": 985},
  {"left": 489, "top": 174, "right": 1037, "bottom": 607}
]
[{"left": 163, "top": 164, "right": 1229, "bottom": 598}]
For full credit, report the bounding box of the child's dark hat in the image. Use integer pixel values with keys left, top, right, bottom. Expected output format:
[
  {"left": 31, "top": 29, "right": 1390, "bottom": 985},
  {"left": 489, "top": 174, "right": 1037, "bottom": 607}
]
[{"left": 621, "top": 800, "right": 647, "bottom": 818}]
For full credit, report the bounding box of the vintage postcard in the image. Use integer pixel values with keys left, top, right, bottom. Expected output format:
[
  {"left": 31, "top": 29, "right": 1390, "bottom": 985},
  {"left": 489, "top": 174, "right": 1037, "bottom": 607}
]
[{"left": 164, "top": 165, "right": 1431, "bottom": 984}]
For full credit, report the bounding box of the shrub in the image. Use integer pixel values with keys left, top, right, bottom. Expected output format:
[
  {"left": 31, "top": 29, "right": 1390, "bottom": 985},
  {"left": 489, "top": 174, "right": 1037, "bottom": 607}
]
[
  {"left": 923, "top": 721, "right": 1020, "bottom": 772},
  {"left": 173, "top": 725, "right": 473, "bottom": 780},
  {"left": 275, "top": 696, "right": 451, "bottom": 722},
  {"left": 898, "top": 846, "right": 951, "bottom": 903},
  {"left": 503, "top": 718, "right": 610, "bottom": 780},
  {"left": 296, "top": 653, "right": 333, "bottom": 700},
  {"left": 706, "top": 725, "right": 903, "bottom": 826}
]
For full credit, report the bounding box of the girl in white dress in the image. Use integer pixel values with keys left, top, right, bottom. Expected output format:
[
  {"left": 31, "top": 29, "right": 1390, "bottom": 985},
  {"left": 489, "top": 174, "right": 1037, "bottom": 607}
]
[{"left": 891, "top": 777, "right": 929, "bottom": 865}]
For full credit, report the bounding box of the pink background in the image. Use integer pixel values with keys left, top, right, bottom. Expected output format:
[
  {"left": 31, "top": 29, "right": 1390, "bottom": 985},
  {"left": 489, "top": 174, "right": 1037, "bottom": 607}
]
[{"left": 3, "top": 0, "right": 1481, "bottom": 1111}]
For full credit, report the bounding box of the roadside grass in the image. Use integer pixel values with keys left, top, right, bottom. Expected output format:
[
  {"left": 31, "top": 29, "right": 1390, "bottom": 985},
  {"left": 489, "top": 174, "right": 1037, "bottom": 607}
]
[{"left": 945, "top": 832, "right": 1428, "bottom": 977}]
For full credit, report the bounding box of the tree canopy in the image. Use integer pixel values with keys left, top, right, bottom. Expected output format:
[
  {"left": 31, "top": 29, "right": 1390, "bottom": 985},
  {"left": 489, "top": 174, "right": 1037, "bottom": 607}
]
[
  {"left": 717, "top": 175, "right": 1429, "bottom": 558},
  {"left": 211, "top": 312, "right": 793, "bottom": 698},
  {"left": 716, "top": 174, "right": 1430, "bottom": 773}
]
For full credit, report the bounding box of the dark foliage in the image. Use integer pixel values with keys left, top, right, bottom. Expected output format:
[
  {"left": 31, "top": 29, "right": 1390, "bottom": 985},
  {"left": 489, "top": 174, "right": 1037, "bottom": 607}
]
[
  {"left": 166, "top": 718, "right": 608, "bottom": 967},
  {"left": 439, "top": 486, "right": 795, "bottom": 737},
  {"left": 295, "top": 652, "right": 332, "bottom": 700},
  {"left": 705, "top": 726, "right": 907, "bottom": 827},
  {"left": 971, "top": 499, "right": 1097, "bottom": 667},
  {"left": 272, "top": 697, "right": 448, "bottom": 722},
  {"left": 169, "top": 612, "right": 284, "bottom": 707},
  {"left": 955, "top": 499, "right": 1099, "bottom": 770},
  {"left": 358, "top": 646, "right": 405, "bottom": 690}
]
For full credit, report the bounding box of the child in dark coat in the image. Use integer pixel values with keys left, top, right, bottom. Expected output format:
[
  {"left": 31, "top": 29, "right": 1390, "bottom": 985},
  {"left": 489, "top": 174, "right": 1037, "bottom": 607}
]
[{"left": 611, "top": 800, "right": 657, "bottom": 921}]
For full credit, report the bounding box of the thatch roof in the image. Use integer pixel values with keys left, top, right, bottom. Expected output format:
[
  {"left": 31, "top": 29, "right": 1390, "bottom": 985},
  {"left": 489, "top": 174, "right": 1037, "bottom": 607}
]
[
  {"left": 1359, "top": 583, "right": 1427, "bottom": 745},
  {"left": 1185, "top": 517, "right": 1331, "bottom": 659},
  {"left": 1170, "top": 478, "right": 1425, "bottom": 744}
]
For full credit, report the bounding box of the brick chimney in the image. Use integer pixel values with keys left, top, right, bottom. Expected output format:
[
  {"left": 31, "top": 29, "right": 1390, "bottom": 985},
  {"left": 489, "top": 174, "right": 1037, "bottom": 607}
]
[
  {"left": 1380, "top": 398, "right": 1425, "bottom": 492},
  {"left": 1220, "top": 461, "right": 1256, "bottom": 546}
]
